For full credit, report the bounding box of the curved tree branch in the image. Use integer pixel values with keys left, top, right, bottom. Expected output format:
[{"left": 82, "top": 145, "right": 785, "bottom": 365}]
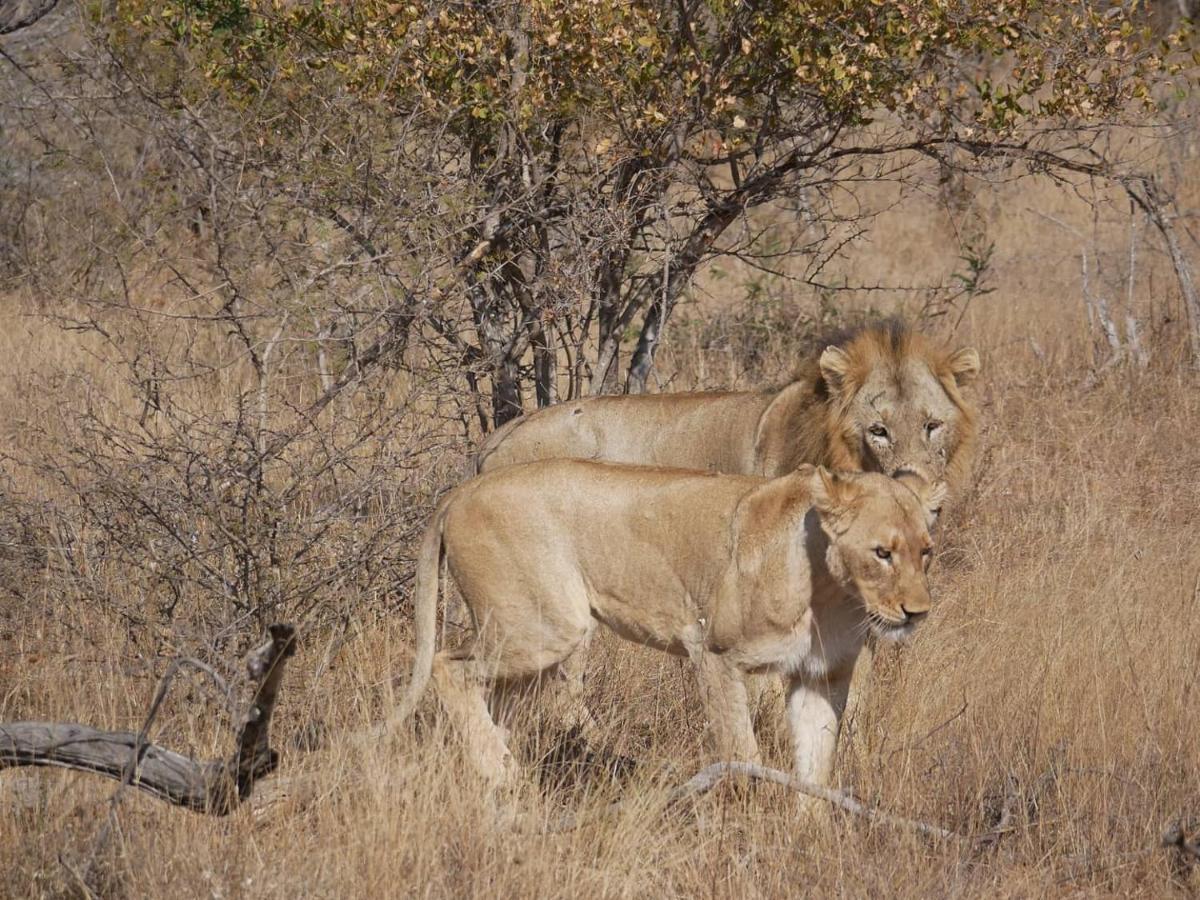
[
  {"left": 0, "top": 0, "right": 59, "bottom": 35},
  {"left": 539, "top": 759, "right": 963, "bottom": 839},
  {"left": 1, "top": 624, "right": 297, "bottom": 815}
]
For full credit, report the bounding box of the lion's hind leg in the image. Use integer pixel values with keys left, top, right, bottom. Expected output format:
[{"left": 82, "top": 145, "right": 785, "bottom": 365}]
[
  {"left": 431, "top": 649, "right": 516, "bottom": 786},
  {"left": 542, "top": 624, "right": 602, "bottom": 740},
  {"left": 433, "top": 592, "right": 593, "bottom": 786}
]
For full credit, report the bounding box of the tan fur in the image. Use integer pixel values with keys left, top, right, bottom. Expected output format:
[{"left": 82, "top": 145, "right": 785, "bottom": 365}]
[
  {"left": 398, "top": 460, "right": 943, "bottom": 789},
  {"left": 476, "top": 321, "right": 979, "bottom": 496},
  {"left": 470, "top": 322, "right": 977, "bottom": 735}
]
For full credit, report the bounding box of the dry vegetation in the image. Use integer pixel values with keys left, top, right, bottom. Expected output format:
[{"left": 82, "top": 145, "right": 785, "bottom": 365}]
[
  {"left": 5, "top": 187, "right": 1200, "bottom": 896},
  {"left": 3, "top": 6, "right": 1200, "bottom": 900}
]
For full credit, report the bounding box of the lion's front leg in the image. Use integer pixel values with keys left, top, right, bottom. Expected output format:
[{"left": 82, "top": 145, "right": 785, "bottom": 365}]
[
  {"left": 692, "top": 651, "right": 760, "bottom": 764},
  {"left": 785, "top": 669, "right": 852, "bottom": 788},
  {"left": 842, "top": 634, "right": 877, "bottom": 720}
]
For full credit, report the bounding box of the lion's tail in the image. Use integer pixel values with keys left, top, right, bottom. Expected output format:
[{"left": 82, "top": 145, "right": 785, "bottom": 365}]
[{"left": 395, "top": 499, "right": 450, "bottom": 725}]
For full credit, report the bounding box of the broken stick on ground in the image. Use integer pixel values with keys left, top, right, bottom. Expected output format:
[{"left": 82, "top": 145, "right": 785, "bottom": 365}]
[
  {"left": 0, "top": 624, "right": 297, "bottom": 815},
  {"left": 536, "top": 760, "right": 962, "bottom": 840}
]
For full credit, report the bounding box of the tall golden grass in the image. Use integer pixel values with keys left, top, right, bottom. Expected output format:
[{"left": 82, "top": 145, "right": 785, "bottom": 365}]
[{"left": 3, "top": 156, "right": 1200, "bottom": 898}]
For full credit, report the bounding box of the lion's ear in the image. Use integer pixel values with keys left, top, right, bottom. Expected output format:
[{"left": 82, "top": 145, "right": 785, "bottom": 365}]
[
  {"left": 894, "top": 472, "right": 948, "bottom": 528},
  {"left": 809, "top": 466, "right": 859, "bottom": 519},
  {"left": 818, "top": 345, "right": 853, "bottom": 392},
  {"left": 809, "top": 465, "right": 837, "bottom": 515},
  {"left": 945, "top": 347, "right": 980, "bottom": 386},
  {"left": 920, "top": 479, "right": 949, "bottom": 529}
]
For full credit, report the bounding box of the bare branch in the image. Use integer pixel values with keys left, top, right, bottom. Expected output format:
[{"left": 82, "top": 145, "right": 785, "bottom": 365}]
[
  {"left": 539, "top": 760, "right": 962, "bottom": 840},
  {"left": 667, "top": 762, "right": 962, "bottom": 839},
  {"left": 1124, "top": 178, "right": 1200, "bottom": 367},
  {"left": 0, "top": 0, "right": 58, "bottom": 35},
  {"left": 0, "top": 625, "right": 297, "bottom": 815}
]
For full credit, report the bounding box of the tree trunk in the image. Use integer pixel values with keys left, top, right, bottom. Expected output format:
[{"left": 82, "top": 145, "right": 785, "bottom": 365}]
[
  {"left": 490, "top": 361, "right": 524, "bottom": 426},
  {"left": 1128, "top": 178, "right": 1200, "bottom": 367},
  {"left": 626, "top": 200, "right": 742, "bottom": 393},
  {"left": 532, "top": 319, "right": 556, "bottom": 407},
  {"left": 595, "top": 300, "right": 622, "bottom": 395}
]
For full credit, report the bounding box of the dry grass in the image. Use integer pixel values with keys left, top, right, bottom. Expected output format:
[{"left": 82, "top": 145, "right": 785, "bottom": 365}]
[{"left": 4, "top": 142, "right": 1200, "bottom": 898}]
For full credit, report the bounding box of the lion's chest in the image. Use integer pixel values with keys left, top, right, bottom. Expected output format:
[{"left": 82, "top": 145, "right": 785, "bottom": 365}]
[{"left": 726, "top": 606, "right": 865, "bottom": 679}]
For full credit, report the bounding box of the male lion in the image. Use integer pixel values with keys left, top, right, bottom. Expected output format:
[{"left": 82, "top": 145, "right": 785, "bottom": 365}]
[
  {"left": 475, "top": 321, "right": 980, "bottom": 493},
  {"left": 397, "top": 460, "right": 944, "bottom": 791},
  {"left": 469, "top": 320, "right": 978, "bottom": 734}
]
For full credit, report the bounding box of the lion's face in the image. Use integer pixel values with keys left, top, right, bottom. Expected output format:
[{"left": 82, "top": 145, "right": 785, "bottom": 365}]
[
  {"left": 819, "top": 338, "right": 979, "bottom": 488},
  {"left": 809, "top": 468, "right": 944, "bottom": 643}
]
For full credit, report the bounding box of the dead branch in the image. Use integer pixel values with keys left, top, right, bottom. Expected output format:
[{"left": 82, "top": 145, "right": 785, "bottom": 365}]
[
  {"left": 1124, "top": 177, "right": 1200, "bottom": 367},
  {"left": 977, "top": 772, "right": 1023, "bottom": 849},
  {"left": 0, "top": 624, "right": 297, "bottom": 815},
  {"left": 0, "top": 0, "right": 59, "bottom": 35},
  {"left": 538, "top": 760, "right": 962, "bottom": 841},
  {"left": 1163, "top": 819, "right": 1200, "bottom": 866},
  {"left": 667, "top": 762, "right": 962, "bottom": 840}
]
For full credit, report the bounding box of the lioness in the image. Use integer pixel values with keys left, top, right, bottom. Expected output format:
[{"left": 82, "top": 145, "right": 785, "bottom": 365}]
[
  {"left": 398, "top": 461, "right": 944, "bottom": 789},
  {"left": 476, "top": 321, "right": 980, "bottom": 492},
  {"left": 470, "top": 321, "right": 978, "bottom": 733}
]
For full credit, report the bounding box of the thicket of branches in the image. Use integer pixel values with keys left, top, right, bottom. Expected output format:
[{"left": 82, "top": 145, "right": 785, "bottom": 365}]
[
  {"left": 0, "top": 0, "right": 1194, "bottom": 648},
  {"left": 106, "top": 0, "right": 1195, "bottom": 419}
]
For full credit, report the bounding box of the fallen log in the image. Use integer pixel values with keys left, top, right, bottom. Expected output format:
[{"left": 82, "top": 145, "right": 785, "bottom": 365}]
[{"left": 0, "top": 624, "right": 296, "bottom": 815}]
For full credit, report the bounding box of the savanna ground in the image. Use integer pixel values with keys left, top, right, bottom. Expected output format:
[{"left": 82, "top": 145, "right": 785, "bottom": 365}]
[{"left": 3, "top": 11, "right": 1200, "bottom": 900}]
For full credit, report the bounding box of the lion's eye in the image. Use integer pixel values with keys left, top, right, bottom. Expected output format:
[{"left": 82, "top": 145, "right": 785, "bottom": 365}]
[
  {"left": 874, "top": 547, "right": 892, "bottom": 561},
  {"left": 868, "top": 424, "right": 889, "bottom": 439},
  {"left": 925, "top": 420, "right": 943, "bottom": 435}
]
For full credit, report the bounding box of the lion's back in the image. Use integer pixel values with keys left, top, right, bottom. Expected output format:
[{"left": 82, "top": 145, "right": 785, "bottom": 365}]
[{"left": 475, "top": 391, "right": 770, "bottom": 474}]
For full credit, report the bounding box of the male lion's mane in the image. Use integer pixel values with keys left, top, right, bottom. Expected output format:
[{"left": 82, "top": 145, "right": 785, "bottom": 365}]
[{"left": 759, "top": 320, "right": 979, "bottom": 492}]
